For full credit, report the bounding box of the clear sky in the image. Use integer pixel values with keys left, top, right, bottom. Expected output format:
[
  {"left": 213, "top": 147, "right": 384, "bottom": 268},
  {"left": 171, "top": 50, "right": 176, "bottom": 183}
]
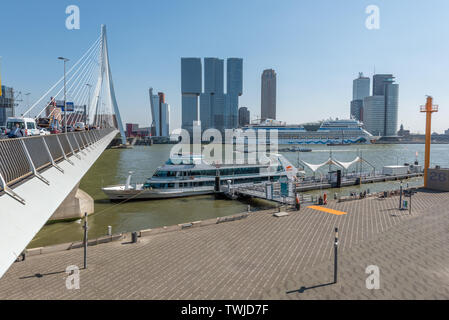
[{"left": 1, "top": 0, "right": 449, "bottom": 133}]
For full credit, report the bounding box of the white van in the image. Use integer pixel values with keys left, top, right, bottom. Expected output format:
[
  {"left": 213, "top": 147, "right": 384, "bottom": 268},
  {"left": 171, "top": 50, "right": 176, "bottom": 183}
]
[{"left": 5, "top": 117, "right": 40, "bottom": 137}]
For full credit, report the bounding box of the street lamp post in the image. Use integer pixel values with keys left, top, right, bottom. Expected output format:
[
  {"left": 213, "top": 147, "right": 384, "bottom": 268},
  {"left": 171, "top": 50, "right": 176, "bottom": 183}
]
[
  {"left": 86, "top": 83, "right": 92, "bottom": 129},
  {"left": 58, "top": 57, "right": 69, "bottom": 133}
]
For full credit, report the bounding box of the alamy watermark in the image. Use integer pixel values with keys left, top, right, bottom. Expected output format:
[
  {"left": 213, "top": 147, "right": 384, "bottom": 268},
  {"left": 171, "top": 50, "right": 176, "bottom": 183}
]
[
  {"left": 65, "top": 265, "right": 80, "bottom": 290},
  {"left": 169, "top": 122, "right": 279, "bottom": 167},
  {"left": 365, "top": 265, "right": 380, "bottom": 289},
  {"left": 365, "top": 5, "right": 380, "bottom": 30},
  {"left": 65, "top": 5, "right": 80, "bottom": 30}
]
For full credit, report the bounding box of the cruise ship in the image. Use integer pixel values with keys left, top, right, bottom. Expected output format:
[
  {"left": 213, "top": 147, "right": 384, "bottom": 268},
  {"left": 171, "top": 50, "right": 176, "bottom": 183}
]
[
  {"left": 243, "top": 119, "right": 376, "bottom": 145},
  {"left": 102, "top": 153, "right": 298, "bottom": 200}
]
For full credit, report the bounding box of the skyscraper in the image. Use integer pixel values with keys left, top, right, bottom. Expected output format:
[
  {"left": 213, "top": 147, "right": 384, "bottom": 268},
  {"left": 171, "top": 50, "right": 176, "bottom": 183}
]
[
  {"left": 384, "top": 79, "right": 399, "bottom": 136},
  {"left": 201, "top": 58, "right": 224, "bottom": 131},
  {"left": 350, "top": 100, "right": 364, "bottom": 121},
  {"left": 204, "top": 58, "right": 224, "bottom": 94},
  {"left": 362, "top": 74, "right": 399, "bottom": 137},
  {"left": 350, "top": 72, "right": 370, "bottom": 121},
  {"left": 352, "top": 72, "right": 370, "bottom": 101},
  {"left": 226, "top": 58, "right": 243, "bottom": 129},
  {"left": 187, "top": 57, "right": 243, "bottom": 134},
  {"left": 362, "top": 96, "right": 385, "bottom": 136},
  {"left": 227, "top": 58, "right": 243, "bottom": 96},
  {"left": 149, "top": 88, "right": 170, "bottom": 137},
  {"left": 372, "top": 74, "right": 393, "bottom": 96},
  {"left": 238, "top": 106, "right": 250, "bottom": 127},
  {"left": 181, "top": 58, "right": 202, "bottom": 135},
  {"left": 261, "top": 69, "right": 276, "bottom": 121}
]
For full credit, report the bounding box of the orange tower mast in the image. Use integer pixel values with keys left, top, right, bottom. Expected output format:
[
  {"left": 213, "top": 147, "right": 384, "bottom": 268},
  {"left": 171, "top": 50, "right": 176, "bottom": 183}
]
[{"left": 420, "top": 96, "right": 438, "bottom": 188}]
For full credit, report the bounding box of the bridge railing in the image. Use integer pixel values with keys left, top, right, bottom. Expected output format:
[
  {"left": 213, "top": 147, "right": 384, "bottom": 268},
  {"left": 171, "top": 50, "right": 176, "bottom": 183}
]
[{"left": 0, "top": 128, "right": 115, "bottom": 203}]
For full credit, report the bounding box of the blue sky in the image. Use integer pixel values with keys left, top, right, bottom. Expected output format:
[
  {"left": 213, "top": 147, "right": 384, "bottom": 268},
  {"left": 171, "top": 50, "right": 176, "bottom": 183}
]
[{"left": 1, "top": 0, "right": 449, "bottom": 133}]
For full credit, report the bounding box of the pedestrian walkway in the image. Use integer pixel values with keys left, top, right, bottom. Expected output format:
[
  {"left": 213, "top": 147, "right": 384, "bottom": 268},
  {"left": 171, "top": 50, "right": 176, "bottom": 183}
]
[{"left": 0, "top": 190, "right": 448, "bottom": 299}]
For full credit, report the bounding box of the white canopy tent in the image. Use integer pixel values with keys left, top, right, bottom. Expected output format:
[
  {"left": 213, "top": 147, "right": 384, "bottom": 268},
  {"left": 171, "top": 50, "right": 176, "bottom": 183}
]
[
  {"left": 301, "top": 158, "right": 344, "bottom": 173},
  {"left": 300, "top": 156, "right": 376, "bottom": 174}
]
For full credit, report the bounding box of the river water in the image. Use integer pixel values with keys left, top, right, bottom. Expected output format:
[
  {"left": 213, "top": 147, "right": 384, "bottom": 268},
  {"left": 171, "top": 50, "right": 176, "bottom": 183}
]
[{"left": 29, "top": 143, "right": 449, "bottom": 248}]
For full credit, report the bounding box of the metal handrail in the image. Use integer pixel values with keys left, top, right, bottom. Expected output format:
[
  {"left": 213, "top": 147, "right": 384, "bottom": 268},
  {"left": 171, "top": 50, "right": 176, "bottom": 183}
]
[{"left": 0, "top": 128, "right": 115, "bottom": 203}]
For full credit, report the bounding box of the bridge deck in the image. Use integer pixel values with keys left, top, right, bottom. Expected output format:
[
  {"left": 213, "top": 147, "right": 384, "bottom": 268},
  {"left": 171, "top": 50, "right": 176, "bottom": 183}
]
[
  {"left": 0, "top": 129, "right": 118, "bottom": 278},
  {"left": 1, "top": 190, "right": 449, "bottom": 299}
]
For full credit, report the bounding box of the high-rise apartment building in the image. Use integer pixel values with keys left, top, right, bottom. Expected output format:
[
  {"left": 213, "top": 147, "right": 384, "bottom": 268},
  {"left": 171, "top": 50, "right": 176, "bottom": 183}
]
[
  {"left": 149, "top": 88, "right": 170, "bottom": 137},
  {"left": 181, "top": 58, "right": 202, "bottom": 135},
  {"left": 261, "top": 69, "right": 276, "bottom": 121}
]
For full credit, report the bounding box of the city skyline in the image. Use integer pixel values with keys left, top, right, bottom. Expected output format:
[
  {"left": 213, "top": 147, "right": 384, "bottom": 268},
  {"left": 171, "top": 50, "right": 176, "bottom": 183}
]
[{"left": 1, "top": 0, "right": 449, "bottom": 133}]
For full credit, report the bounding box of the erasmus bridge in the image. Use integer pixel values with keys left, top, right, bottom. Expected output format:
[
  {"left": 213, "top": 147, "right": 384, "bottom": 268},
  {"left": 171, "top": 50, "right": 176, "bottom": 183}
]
[{"left": 0, "top": 25, "right": 126, "bottom": 277}]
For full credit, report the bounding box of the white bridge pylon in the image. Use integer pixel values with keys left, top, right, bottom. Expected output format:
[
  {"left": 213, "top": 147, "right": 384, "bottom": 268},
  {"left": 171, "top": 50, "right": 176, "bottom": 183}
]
[
  {"left": 0, "top": 25, "right": 126, "bottom": 278},
  {"left": 90, "top": 25, "right": 126, "bottom": 145}
]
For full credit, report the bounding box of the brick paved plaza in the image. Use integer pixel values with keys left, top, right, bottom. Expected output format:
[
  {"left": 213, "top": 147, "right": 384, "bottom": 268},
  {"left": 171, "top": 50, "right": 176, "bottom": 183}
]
[{"left": 1, "top": 190, "right": 449, "bottom": 299}]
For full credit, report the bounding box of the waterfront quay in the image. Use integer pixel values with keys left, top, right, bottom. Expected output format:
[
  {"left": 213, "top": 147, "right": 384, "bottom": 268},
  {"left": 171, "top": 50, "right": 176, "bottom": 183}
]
[{"left": 1, "top": 190, "right": 449, "bottom": 299}]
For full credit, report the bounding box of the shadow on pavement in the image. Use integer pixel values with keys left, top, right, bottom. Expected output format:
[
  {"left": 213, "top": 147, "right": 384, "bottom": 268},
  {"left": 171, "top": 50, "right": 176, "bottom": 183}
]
[
  {"left": 19, "top": 270, "right": 66, "bottom": 279},
  {"left": 286, "top": 281, "right": 335, "bottom": 294}
]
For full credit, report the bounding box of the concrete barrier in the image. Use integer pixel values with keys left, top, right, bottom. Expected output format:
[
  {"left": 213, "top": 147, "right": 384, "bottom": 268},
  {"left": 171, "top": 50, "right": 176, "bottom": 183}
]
[
  {"left": 140, "top": 228, "right": 152, "bottom": 237},
  {"left": 192, "top": 221, "right": 202, "bottom": 227},
  {"left": 25, "top": 247, "right": 42, "bottom": 256},
  {"left": 40, "top": 242, "right": 72, "bottom": 254}
]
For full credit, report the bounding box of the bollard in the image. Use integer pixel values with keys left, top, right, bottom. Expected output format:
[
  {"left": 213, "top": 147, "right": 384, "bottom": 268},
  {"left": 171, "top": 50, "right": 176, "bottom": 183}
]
[
  {"left": 83, "top": 212, "right": 88, "bottom": 269},
  {"left": 247, "top": 205, "right": 251, "bottom": 212},
  {"left": 107, "top": 226, "right": 112, "bottom": 236},
  {"left": 334, "top": 227, "right": 339, "bottom": 284},
  {"left": 131, "top": 231, "right": 138, "bottom": 243}
]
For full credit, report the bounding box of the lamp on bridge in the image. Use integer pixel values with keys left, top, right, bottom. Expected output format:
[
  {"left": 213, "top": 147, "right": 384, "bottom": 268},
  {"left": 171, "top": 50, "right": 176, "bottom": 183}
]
[{"left": 58, "top": 56, "right": 70, "bottom": 133}]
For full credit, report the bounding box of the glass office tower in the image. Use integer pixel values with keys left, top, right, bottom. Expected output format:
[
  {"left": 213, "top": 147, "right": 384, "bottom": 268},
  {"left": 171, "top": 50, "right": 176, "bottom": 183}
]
[{"left": 181, "top": 58, "right": 202, "bottom": 135}]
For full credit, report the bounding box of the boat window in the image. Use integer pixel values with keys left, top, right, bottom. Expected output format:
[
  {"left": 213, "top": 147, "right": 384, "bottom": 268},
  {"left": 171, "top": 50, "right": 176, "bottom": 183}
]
[
  {"left": 168, "top": 183, "right": 175, "bottom": 188},
  {"left": 155, "top": 171, "right": 177, "bottom": 177}
]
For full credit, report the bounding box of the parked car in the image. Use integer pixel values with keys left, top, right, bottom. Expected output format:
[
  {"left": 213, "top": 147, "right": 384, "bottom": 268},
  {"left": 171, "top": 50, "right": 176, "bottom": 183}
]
[
  {"left": 74, "top": 122, "right": 85, "bottom": 131},
  {"left": 5, "top": 117, "right": 40, "bottom": 136}
]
